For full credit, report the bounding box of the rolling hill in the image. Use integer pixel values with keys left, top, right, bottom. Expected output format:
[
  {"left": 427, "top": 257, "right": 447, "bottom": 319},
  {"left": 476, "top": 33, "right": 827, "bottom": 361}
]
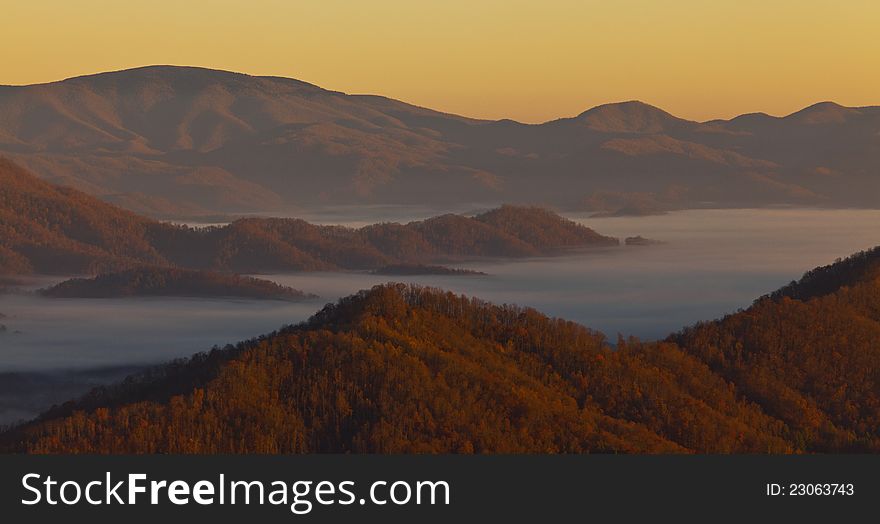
[
  {"left": 0, "top": 158, "right": 617, "bottom": 275},
  {"left": 40, "top": 267, "right": 316, "bottom": 300},
  {"left": 2, "top": 66, "right": 878, "bottom": 216}
]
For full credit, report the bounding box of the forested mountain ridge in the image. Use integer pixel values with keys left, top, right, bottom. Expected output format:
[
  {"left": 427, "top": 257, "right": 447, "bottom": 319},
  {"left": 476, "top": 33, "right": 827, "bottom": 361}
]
[
  {"left": 672, "top": 248, "right": 880, "bottom": 451},
  {"left": 0, "top": 157, "right": 163, "bottom": 274},
  {"left": 762, "top": 246, "right": 880, "bottom": 302},
  {"left": 3, "top": 66, "right": 879, "bottom": 216},
  {"left": 1, "top": 283, "right": 793, "bottom": 454},
  {"left": 0, "top": 159, "right": 617, "bottom": 275}
]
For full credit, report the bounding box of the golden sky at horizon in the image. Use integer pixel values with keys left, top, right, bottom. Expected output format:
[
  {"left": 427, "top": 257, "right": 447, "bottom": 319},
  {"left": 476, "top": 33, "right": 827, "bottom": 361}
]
[{"left": 2, "top": 0, "right": 878, "bottom": 123}]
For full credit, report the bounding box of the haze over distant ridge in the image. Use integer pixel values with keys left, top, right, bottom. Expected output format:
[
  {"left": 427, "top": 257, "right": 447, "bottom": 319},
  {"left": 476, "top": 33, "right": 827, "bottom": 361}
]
[{"left": 1, "top": 66, "right": 878, "bottom": 216}]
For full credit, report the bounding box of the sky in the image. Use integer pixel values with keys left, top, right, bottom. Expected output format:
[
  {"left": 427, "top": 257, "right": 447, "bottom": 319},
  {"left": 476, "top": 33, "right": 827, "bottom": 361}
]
[{"left": 2, "top": 0, "right": 878, "bottom": 123}]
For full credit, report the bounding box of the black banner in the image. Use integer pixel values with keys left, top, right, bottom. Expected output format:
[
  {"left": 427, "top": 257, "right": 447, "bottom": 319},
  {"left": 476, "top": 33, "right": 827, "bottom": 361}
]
[{"left": 0, "top": 455, "right": 874, "bottom": 522}]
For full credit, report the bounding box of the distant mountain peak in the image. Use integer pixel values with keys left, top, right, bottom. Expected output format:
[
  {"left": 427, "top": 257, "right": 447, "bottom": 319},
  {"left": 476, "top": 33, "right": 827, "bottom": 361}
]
[
  {"left": 798, "top": 100, "right": 846, "bottom": 111},
  {"left": 579, "top": 100, "right": 664, "bottom": 114},
  {"left": 45, "top": 64, "right": 328, "bottom": 94},
  {"left": 572, "top": 100, "right": 689, "bottom": 133}
]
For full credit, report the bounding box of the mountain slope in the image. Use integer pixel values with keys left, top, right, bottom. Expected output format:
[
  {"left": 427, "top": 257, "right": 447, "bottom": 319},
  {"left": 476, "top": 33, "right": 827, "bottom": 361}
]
[
  {"left": 2, "top": 66, "right": 878, "bottom": 215},
  {"left": 0, "top": 157, "right": 166, "bottom": 274},
  {"left": 672, "top": 248, "right": 880, "bottom": 451},
  {"left": 765, "top": 246, "right": 880, "bottom": 302},
  {"left": 0, "top": 66, "right": 485, "bottom": 214},
  {"left": 0, "top": 159, "right": 617, "bottom": 275}
]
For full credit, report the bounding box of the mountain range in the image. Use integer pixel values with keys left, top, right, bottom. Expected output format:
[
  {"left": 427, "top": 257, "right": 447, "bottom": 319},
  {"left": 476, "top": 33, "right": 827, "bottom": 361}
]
[{"left": 2, "top": 66, "right": 878, "bottom": 216}]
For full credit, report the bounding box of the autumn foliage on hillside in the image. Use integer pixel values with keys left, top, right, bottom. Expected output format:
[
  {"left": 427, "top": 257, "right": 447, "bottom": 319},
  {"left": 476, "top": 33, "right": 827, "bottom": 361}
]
[
  {"left": 2, "top": 282, "right": 827, "bottom": 454},
  {"left": 0, "top": 158, "right": 164, "bottom": 274},
  {"left": 764, "top": 246, "right": 880, "bottom": 302},
  {"left": 0, "top": 159, "right": 617, "bottom": 275},
  {"left": 672, "top": 248, "right": 880, "bottom": 452}
]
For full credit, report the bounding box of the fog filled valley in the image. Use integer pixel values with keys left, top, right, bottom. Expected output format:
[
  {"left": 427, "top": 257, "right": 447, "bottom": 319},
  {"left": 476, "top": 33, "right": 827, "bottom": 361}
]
[{"left": 2, "top": 207, "right": 879, "bottom": 427}]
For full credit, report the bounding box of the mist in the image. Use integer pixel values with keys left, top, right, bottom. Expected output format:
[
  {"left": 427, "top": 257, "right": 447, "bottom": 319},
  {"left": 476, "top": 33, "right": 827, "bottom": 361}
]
[
  {"left": 1, "top": 208, "right": 879, "bottom": 425},
  {"left": 3, "top": 208, "right": 879, "bottom": 372}
]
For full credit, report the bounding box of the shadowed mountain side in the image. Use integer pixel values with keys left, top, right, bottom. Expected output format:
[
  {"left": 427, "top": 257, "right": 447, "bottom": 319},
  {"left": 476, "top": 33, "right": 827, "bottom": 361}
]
[
  {"left": 763, "top": 246, "right": 880, "bottom": 302},
  {"left": 0, "top": 159, "right": 618, "bottom": 275},
  {"left": 2, "top": 66, "right": 879, "bottom": 215},
  {"left": 40, "top": 267, "right": 316, "bottom": 300}
]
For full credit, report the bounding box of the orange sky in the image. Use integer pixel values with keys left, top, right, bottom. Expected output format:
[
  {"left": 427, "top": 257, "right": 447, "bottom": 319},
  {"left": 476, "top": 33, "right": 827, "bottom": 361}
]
[{"left": 2, "top": 0, "right": 878, "bottom": 123}]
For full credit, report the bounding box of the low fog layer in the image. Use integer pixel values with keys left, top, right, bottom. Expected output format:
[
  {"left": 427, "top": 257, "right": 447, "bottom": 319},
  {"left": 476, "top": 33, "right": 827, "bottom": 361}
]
[
  {"left": 0, "top": 296, "right": 324, "bottom": 372},
  {"left": 2, "top": 208, "right": 879, "bottom": 372},
  {"left": 269, "top": 208, "right": 880, "bottom": 340},
  {"left": 1, "top": 208, "right": 879, "bottom": 423}
]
